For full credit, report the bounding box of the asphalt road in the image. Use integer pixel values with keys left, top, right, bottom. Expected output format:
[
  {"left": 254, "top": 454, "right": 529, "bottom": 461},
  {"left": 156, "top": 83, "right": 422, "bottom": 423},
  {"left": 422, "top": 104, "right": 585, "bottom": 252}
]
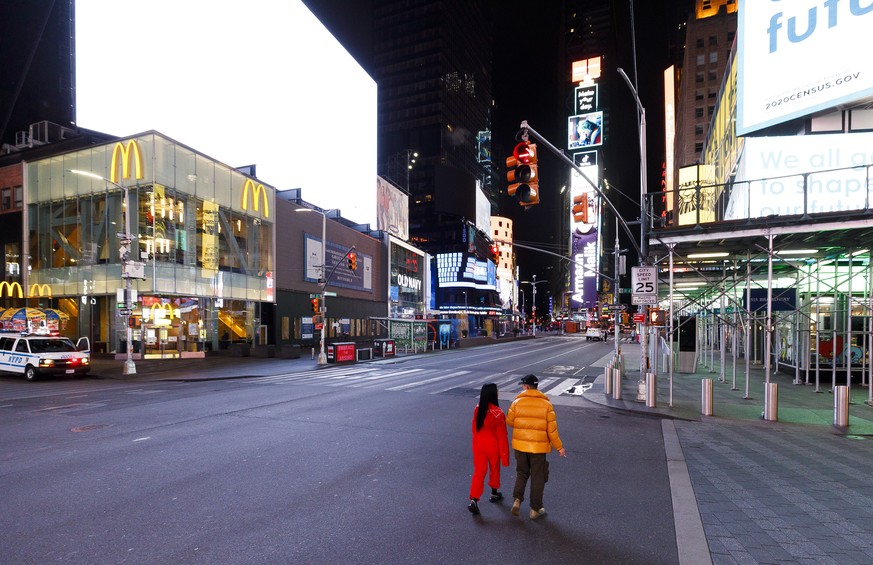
[{"left": 0, "top": 336, "right": 682, "bottom": 564}]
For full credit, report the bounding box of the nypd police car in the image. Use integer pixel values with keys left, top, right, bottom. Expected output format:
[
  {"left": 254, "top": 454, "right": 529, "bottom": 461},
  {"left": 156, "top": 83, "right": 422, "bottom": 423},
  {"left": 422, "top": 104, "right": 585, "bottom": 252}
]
[{"left": 0, "top": 332, "right": 90, "bottom": 381}]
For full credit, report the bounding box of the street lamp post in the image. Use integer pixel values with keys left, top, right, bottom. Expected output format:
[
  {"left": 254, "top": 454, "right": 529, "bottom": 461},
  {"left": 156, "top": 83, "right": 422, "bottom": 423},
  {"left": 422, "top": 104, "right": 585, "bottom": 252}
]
[
  {"left": 69, "top": 169, "right": 136, "bottom": 375},
  {"left": 618, "top": 67, "right": 650, "bottom": 397},
  {"left": 521, "top": 275, "right": 548, "bottom": 337},
  {"left": 295, "top": 207, "right": 336, "bottom": 365}
]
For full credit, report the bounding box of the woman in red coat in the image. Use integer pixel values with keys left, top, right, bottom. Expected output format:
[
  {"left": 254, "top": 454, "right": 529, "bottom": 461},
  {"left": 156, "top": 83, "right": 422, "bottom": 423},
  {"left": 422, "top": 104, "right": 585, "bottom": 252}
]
[{"left": 468, "top": 383, "right": 510, "bottom": 515}]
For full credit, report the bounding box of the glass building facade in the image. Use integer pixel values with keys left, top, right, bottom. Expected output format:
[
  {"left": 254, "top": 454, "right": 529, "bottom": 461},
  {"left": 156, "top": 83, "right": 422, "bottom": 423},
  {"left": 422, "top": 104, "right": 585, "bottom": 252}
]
[{"left": 24, "top": 132, "right": 275, "bottom": 356}]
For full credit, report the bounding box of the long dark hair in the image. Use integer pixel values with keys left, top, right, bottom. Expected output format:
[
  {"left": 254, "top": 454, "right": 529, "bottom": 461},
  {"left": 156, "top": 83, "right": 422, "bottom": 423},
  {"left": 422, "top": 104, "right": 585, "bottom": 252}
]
[{"left": 475, "top": 383, "right": 499, "bottom": 431}]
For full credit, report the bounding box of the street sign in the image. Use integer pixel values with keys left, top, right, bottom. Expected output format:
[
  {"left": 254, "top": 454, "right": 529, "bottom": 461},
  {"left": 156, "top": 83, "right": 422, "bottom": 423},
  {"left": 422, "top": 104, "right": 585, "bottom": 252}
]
[
  {"left": 605, "top": 304, "right": 625, "bottom": 311},
  {"left": 633, "top": 313, "right": 645, "bottom": 323},
  {"left": 631, "top": 266, "right": 657, "bottom": 304},
  {"left": 118, "top": 308, "right": 132, "bottom": 316},
  {"left": 309, "top": 293, "right": 321, "bottom": 299},
  {"left": 323, "top": 291, "right": 337, "bottom": 297}
]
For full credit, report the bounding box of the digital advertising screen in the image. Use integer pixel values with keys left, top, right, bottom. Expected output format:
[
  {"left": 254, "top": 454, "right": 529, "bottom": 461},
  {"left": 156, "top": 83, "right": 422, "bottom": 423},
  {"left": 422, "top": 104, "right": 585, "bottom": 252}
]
[
  {"left": 737, "top": 0, "right": 873, "bottom": 135},
  {"left": 568, "top": 112, "right": 604, "bottom": 150}
]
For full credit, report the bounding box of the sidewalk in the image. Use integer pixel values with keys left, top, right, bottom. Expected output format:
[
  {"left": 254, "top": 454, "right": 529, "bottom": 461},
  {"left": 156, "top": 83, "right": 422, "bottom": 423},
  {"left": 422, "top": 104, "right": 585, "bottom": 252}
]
[{"left": 584, "top": 341, "right": 873, "bottom": 435}]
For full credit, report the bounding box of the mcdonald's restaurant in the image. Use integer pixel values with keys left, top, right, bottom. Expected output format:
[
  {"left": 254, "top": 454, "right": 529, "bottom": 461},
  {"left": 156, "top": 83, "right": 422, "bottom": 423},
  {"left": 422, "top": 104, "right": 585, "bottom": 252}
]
[{"left": 21, "top": 132, "right": 275, "bottom": 358}]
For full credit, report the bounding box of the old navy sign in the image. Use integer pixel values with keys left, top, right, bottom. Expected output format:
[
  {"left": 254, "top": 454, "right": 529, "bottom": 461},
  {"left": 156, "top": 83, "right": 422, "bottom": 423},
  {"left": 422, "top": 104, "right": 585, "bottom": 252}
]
[{"left": 396, "top": 273, "right": 421, "bottom": 292}]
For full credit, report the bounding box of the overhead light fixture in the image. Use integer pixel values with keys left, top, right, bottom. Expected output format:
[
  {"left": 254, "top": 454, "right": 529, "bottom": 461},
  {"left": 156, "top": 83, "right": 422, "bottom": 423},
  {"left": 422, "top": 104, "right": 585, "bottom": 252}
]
[
  {"left": 775, "top": 249, "right": 818, "bottom": 255},
  {"left": 675, "top": 287, "right": 699, "bottom": 292},
  {"left": 687, "top": 252, "right": 729, "bottom": 259},
  {"left": 850, "top": 249, "right": 869, "bottom": 257},
  {"left": 674, "top": 282, "right": 703, "bottom": 287}
]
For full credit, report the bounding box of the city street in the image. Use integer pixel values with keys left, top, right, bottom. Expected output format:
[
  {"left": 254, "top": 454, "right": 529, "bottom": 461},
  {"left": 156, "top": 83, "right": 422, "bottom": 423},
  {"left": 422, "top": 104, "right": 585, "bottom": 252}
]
[{"left": 0, "top": 337, "right": 680, "bottom": 564}]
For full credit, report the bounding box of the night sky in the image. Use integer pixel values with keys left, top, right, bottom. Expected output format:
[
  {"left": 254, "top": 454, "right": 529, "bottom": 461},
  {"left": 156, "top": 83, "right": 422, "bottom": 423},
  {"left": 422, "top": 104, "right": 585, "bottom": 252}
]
[{"left": 304, "top": 0, "right": 688, "bottom": 312}]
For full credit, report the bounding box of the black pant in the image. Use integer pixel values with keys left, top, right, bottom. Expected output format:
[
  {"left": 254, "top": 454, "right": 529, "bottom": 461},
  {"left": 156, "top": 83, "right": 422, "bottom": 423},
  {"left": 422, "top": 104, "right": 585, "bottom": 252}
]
[{"left": 512, "top": 450, "right": 547, "bottom": 510}]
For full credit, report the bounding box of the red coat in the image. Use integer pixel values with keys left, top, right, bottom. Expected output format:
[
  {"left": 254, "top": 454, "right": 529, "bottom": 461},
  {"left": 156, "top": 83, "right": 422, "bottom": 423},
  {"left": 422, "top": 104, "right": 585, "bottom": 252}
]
[{"left": 472, "top": 405, "right": 510, "bottom": 466}]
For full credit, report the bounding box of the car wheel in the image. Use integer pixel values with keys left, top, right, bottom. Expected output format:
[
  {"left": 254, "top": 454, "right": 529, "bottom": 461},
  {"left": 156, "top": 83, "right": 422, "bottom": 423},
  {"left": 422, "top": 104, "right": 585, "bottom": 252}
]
[{"left": 25, "top": 366, "right": 39, "bottom": 381}]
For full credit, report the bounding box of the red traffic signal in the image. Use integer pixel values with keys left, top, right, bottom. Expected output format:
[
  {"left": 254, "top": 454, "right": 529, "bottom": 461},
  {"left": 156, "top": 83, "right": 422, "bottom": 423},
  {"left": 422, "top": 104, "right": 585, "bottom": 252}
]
[
  {"left": 348, "top": 252, "right": 358, "bottom": 271},
  {"left": 572, "top": 194, "right": 589, "bottom": 223},
  {"left": 311, "top": 298, "right": 320, "bottom": 313},
  {"left": 506, "top": 142, "right": 539, "bottom": 208},
  {"left": 490, "top": 244, "right": 499, "bottom": 263}
]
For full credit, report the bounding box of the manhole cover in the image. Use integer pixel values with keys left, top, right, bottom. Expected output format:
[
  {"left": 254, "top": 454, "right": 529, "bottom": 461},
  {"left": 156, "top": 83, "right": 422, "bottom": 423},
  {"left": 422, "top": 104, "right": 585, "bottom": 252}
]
[{"left": 70, "top": 423, "right": 112, "bottom": 433}]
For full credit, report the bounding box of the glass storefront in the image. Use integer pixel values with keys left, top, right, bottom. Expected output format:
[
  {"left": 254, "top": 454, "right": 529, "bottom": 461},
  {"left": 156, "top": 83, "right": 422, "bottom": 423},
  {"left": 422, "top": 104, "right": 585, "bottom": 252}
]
[
  {"left": 24, "top": 133, "right": 275, "bottom": 355},
  {"left": 388, "top": 237, "right": 425, "bottom": 318}
]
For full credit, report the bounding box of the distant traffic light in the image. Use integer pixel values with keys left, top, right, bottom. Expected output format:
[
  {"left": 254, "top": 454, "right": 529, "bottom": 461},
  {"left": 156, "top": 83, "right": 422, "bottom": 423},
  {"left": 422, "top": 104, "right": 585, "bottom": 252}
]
[
  {"left": 572, "top": 194, "right": 589, "bottom": 223},
  {"left": 311, "top": 298, "right": 320, "bottom": 313},
  {"left": 348, "top": 251, "right": 358, "bottom": 271},
  {"left": 490, "top": 244, "right": 499, "bottom": 263},
  {"left": 506, "top": 142, "right": 539, "bottom": 208}
]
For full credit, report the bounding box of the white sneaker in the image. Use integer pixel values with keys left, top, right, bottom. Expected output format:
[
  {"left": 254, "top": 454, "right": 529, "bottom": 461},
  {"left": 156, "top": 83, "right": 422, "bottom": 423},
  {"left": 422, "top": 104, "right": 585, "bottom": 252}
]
[{"left": 530, "top": 507, "right": 546, "bottom": 520}]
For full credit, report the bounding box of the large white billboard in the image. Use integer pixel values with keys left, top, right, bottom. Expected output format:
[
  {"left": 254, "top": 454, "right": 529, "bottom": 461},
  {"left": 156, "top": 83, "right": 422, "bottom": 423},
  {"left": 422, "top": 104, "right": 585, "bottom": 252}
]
[
  {"left": 737, "top": 0, "right": 873, "bottom": 135},
  {"left": 727, "top": 132, "right": 873, "bottom": 219},
  {"left": 75, "top": 0, "right": 377, "bottom": 226}
]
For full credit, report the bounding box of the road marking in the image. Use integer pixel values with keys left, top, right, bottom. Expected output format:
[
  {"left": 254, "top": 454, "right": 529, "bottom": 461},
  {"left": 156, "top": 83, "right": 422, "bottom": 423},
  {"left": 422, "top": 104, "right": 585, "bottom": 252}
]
[
  {"left": 542, "top": 378, "right": 579, "bottom": 396},
  {"left": 133, "top": 437, "right": 151, "bottom": 442},
  {"left": 387, "top": 370, "right": 470, "bottom": 391}
]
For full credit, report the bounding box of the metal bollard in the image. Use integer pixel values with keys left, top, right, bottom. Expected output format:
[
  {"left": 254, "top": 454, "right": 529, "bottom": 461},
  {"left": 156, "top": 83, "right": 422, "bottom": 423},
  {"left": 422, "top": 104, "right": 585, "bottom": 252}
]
[
  {"left": 701, "top": 378, "right": 713, "bottom": 416},
  {"left": 764, "top": 382, "right": 778, "bottom": 421},
  {"left": 834, "top": 385, "right": 849, "bottom": 428},
  {"left": 646, "top": 372, "right": 657, "bottom": 408},
  {"left": 604, "top": 364, "right": 613, "bottom": 395},
  {"left": 311, "top": 347, "right": 315, "bottom": 360},
  {"left": 612, "top": 368, "right": 622, "bottom": 400}
]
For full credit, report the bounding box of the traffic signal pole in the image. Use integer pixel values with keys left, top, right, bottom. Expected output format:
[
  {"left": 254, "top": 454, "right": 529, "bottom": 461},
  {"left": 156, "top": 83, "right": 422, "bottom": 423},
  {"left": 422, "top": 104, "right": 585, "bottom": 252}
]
[{"left": 518, "top": 120, "right": 649, "bottom": 393}]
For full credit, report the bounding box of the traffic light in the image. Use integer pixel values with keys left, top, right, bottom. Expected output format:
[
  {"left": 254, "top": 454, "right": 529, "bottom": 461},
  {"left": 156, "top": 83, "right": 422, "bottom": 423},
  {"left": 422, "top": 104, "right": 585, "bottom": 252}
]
[
  {"left": 649, "top": 308, "right": 666, "bottom": 326},
  {"left": 506, "top": 142, "right": 539, "bottom": 207},
  {"left": 128, "top": 316, "right": 137, "bottom": 329},
  {"left": 348, "top": 251, "right": 357, "bottom": 271},
  {"left": 490, "top": 244, "right": 499, "bottom": 263},
  {"left": 311, "top": 298, "right": 319, "bottom": 313},
  {"left": 572, "top": 194, "right": 589, "bottom": 223}
]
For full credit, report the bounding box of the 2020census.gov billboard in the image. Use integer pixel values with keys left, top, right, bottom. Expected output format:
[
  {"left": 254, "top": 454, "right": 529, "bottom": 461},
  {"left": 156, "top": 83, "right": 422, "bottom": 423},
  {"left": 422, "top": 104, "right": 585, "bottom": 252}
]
[{"left": 737, "top": 0, "right": 873, "bottom": 135}]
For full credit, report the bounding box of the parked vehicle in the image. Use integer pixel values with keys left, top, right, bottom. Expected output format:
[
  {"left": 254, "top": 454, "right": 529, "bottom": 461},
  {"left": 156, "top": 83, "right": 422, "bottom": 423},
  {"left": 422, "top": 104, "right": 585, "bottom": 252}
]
[
  {"left": 0, "top": 332, "right": 90, "bottom": 381},
  {"left": 586, "top": 326, "right": 605, "bottom": 341}
]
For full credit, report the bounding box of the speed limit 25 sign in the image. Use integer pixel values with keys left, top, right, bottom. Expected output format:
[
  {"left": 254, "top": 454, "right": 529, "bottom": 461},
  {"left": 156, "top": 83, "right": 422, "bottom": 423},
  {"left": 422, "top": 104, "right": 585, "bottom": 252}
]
[{"left": 631, "top": 266, "right": 657, "bottom": 305}]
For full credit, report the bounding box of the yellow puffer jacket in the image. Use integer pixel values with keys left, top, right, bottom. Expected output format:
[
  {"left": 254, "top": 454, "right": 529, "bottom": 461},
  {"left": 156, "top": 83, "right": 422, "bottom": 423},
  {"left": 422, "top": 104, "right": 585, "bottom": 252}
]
[{"left": 506, "top": 389, "right": 563, "bottom": 454}]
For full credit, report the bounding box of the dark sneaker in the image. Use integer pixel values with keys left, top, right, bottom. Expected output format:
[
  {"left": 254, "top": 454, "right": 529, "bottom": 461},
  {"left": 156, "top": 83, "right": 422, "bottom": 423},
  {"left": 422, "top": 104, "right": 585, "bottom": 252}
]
[
  {"left": 511, "top": 498, "right": 521, "bottom": 516},
  {"left": 489, "top": 492, "right": 503, "bottom": 503},
  {"left": 468, "top": 499, "right": 480, "bottom": 515}
]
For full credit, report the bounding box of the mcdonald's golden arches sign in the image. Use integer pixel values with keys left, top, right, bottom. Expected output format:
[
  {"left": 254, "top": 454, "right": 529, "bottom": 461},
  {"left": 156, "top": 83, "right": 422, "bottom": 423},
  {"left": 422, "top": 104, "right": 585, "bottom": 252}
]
[
  {"left": 241, "top": 179, "right": 270, "bottom": 218},
  {"left": 110, "top": 140, "right": 144, "bottom": 184}
]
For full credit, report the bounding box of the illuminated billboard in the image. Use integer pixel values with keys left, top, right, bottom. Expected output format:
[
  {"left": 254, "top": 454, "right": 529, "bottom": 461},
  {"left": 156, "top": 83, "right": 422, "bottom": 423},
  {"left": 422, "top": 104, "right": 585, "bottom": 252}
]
[
  {"left": 376, "top": 176, "right": 409, "bottom": 240},
  {"left": 569, "top": 154, "right": 599, "bottom": 309},
  {"left": 726, "top": 131, "right": 873, "bottom": 220},
  {"left": 568, "top": 112, "right": 603, "bottom": 149},
  {"left": 76, "top": 0, "right": 377, "bottom": 226},
  {"left": 737, "top": 0, "right": 873, "bottom": 135},
  {"left": 435, "top": 253, "right": 497, "bottom": 290}
]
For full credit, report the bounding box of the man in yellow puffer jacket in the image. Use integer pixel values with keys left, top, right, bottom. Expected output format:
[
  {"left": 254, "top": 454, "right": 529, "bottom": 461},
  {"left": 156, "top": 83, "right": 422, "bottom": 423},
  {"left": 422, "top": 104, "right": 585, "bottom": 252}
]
[{"left": 506, "top": 374, "right": 566, "bottom": 520}]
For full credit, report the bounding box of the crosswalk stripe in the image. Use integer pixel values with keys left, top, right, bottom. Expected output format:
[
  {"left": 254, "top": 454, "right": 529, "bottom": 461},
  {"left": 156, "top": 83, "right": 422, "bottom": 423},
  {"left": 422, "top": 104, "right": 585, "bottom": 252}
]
[
  {"left": 542, "top": 377, "right": 580, "bottom": 396},
  {"left": 386, "top": 370, "right": 470, "bottom": 391}
]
